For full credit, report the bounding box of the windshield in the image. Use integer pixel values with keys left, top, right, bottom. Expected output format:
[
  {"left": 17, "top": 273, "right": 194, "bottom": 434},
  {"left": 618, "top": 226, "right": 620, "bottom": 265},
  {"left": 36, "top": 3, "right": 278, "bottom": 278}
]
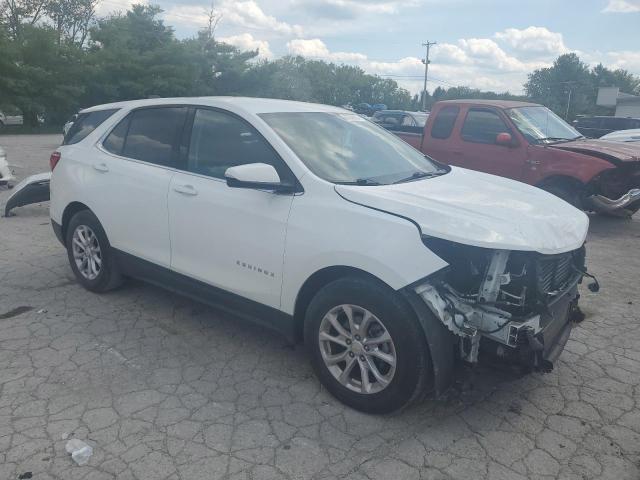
[
  {"left": 260, "top": 112, "right": 444, "bottom": 184},
  {"left": 506, "top": 106, "right": 582, "bottom": 144}
]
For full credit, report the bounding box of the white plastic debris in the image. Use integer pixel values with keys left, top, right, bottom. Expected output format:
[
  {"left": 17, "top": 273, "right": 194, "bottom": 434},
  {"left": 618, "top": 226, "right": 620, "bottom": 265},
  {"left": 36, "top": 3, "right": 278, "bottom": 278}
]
[{"left": 65, "top": 439, "right": 93, "bottom": 465}]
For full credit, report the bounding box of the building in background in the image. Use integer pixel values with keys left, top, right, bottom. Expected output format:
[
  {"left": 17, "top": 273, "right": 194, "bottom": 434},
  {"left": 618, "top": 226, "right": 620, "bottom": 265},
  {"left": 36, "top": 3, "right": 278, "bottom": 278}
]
[{"left": 597, "top": 87, "right": 640, "bottom": 117}]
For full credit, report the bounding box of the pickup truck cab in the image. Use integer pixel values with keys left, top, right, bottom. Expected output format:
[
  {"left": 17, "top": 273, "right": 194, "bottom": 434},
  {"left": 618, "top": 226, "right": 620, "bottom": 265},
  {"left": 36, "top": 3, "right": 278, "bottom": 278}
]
[{"left": 392, "top": 100, "right": 640, "bottom": 216}]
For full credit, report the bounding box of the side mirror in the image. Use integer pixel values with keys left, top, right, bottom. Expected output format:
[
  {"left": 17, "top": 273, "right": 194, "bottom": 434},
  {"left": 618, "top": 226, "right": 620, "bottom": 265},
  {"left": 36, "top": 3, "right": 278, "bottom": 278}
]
[
  {"left": 225, "top": 163, "right": 293, "bottom": 193},
  {"left": 496, "top": 132, "right": 513, "bottom": 147}
]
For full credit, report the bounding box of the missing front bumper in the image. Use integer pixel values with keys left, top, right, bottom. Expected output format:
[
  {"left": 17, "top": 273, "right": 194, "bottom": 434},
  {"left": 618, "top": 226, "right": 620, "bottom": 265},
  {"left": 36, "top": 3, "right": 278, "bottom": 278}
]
[{"left": 415, "top": 278, "right": 580, "bottom": 371}]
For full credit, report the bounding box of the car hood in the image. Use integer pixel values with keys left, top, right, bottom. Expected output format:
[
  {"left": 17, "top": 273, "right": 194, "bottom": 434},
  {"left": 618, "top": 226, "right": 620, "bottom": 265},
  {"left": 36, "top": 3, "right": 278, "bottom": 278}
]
[
  {"left": 335, "top": 167, "right": 589, "bottom": 255},
  {"left": 549, "top": 138, "right": 640, "bottom": 163},
  {"left": 601, "top": 128, "right": 640, "bottom": 143}
]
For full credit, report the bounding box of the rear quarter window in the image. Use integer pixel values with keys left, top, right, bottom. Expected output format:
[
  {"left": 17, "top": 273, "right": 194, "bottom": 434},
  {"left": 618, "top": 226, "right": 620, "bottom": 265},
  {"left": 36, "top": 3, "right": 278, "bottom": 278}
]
[
  {"left": 63, "top": 109, "right": 119, "bottom": 145},
  {"left": 430, "top": 106, "right": 459, "bottom": 139},
  {"left": 102, "top": 107, "right": 187, "bottom": 167}
]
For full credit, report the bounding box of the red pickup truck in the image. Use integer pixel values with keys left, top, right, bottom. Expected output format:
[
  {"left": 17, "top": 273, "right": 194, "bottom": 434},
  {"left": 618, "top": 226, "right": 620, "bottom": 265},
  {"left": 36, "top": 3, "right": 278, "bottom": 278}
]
[{"left": 393, "top": 100, "right": 640, "bottom": 216}]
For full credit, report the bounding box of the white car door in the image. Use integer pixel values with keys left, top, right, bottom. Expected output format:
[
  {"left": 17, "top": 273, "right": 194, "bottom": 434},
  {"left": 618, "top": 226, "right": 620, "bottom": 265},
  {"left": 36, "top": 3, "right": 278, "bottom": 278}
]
[
  {"left": 95, "top": 106, "right": 188, "bottom": 267},
  {"left": 168, "top": 108, "right": 297, "bottom": 309}
]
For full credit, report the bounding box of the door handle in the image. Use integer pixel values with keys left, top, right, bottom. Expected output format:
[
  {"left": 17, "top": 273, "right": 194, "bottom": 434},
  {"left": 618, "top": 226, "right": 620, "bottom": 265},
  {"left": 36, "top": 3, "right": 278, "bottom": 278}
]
[
  {"left": 173, "top": 184, "right": 198, "bottom": 196},
  {"left": 93, "top": 162, "right": 109, "bottom": 173}
]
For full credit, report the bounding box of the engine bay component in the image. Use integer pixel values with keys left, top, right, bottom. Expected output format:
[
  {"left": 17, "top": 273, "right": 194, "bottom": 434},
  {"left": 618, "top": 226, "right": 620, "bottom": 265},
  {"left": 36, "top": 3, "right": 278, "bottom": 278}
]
[{"left": 416, "top": 238, "right": 586, "bottom": 367}]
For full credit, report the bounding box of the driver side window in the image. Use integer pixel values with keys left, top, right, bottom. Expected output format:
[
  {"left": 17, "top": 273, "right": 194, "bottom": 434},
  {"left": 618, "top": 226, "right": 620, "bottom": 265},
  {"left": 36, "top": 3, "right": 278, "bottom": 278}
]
[
  {"left": 187, "top": 109, "right": 290, "bottom": 181},
  {"left": 461, "top": 108, "right": 511, "bottom": 145}
]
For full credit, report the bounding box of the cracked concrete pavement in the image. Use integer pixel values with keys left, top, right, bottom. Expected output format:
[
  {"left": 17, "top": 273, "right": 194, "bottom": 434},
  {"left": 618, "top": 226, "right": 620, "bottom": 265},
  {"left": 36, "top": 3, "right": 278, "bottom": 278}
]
[{"left": 1, "top": 134, "right": 639, "bottom": 480}]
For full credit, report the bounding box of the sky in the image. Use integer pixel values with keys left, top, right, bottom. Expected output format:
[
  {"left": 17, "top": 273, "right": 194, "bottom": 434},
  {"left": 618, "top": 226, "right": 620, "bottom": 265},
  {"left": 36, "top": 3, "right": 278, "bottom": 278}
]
[{"left": 96, "top": 0, "right": 640, "bottom": 95}]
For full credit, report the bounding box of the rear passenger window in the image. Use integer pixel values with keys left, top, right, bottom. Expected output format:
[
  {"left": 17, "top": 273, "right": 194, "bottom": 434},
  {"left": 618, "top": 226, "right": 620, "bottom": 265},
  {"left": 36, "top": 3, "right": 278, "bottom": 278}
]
[
  {"left": 187, "top": 109, "right": 291, "bottom": 181},
  {"left": 461, "top": 108, "right": 511, "bottom": 144},
  {"left": 103, "top": 115, "right": 130, "bottom": 155},
  {"left": 119, "top": 107, "right": 187, "bottom": 166},
  {"left": 430, "top": 106, "right": 459, "bottom": 139},
  {"left": 63, "top": 109, "right": 119, "bottom": 145}
]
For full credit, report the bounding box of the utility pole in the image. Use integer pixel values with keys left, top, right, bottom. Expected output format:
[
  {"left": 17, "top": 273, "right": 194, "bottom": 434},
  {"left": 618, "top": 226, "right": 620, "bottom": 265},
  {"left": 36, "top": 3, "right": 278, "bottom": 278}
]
[
  {"left": 565, "top": 87, "right": 573, "bottom": 120},
  {"left": 421, "top": 41, "right": 437, "bottom": 112},
  {"left": 559, "top": 80, "right": 578, "bottom": 121}
]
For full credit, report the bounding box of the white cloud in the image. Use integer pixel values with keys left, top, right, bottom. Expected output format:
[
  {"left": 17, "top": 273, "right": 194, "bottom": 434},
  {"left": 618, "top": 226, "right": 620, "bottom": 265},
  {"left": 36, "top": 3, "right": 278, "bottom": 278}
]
[
  {"left": 220, "top": 0, "right": 304, "bottom": 36},
  {"left": 495, "top": 26, "right": 568, "bottom": 56},
  {"left": 96, "top": 0, "right": 147, "bottom": 17},
  {"left": 283, "top": 31, "right": 562, "bottom": 94},
  {"left": 582, "top": 50, "right": 640, "bottom": 74},
  {"left": 287, "top": 38, "right": 367, "bottom": 62},
  {"left": 602, "top": 0, "right": 640, "bottom": 12},
  {"left": 218, "top": 33, "right": 273, "bottom": 58},
  {"left": 163, "top": 5, "right": 210, "bottom": 27},
  {"left": 164, "top": 0, "right": 303, "bottom": 37}
]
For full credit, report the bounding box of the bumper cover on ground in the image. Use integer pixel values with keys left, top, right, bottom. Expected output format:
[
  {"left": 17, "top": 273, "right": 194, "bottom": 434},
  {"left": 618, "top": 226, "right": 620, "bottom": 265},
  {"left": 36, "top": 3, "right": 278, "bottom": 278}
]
[{"left": 3, "top": 172, "right": 51, "bottom": 217}]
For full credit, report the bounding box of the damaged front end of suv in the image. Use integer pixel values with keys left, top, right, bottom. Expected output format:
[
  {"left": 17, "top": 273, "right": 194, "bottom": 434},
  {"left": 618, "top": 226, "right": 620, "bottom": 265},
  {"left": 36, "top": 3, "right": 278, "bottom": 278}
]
[{"left": 414, "top": 236, "right": 594, "bottom": 373}]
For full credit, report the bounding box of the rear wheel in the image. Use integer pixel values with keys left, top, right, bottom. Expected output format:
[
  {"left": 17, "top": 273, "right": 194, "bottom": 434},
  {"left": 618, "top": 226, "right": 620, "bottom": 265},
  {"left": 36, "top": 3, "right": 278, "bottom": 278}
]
[
  {"left": 65, "top": 210, "right": 123, "bottom": 292},
  {"left": 304, "top": 277, "right": 431, "bottom": 414}
]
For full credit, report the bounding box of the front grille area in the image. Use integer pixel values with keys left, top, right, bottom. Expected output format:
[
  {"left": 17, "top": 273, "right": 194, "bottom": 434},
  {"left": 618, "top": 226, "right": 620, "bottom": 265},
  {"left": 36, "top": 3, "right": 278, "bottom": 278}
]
[{"left": 536, "top": 249, "right": 583, "bottom": 295}]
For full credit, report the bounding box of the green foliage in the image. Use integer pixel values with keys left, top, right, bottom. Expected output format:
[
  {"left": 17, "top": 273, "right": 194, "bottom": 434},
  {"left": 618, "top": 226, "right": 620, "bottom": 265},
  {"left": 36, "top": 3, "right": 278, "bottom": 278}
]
[
  {"left": 425, "top": 85, "right": 526, "bottom": 109},
  {"left": 0, "top": 24, "right": 85, "bottom": 125},
  {"left": 245, "top": 56, "right": 413, "bottom": 109},
  {"left": 525, "top": 53, "right": 640, "bottom": 120},
  {"left": 1, "top": 2, "right": 638, "bottom": 126}
]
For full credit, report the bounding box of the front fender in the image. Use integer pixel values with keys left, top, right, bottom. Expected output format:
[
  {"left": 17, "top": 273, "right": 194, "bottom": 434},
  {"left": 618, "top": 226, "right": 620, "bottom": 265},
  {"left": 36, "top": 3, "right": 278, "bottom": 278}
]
[
  {"left": 280, "top": 191, "right": 448, "bottom": 315},
  {"left": 527, "top": 144, "right": 615, "bottom": 185}
]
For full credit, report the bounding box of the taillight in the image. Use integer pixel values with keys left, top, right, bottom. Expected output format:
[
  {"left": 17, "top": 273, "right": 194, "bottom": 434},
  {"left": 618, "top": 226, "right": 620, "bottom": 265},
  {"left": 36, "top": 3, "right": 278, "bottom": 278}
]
[{"left": 50, "top": 151, "right": 61, "bottom": 171}]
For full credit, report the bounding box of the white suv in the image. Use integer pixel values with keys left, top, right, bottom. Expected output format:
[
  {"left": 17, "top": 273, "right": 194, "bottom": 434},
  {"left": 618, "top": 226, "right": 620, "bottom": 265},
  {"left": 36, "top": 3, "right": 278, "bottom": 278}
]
[{"left": 50, "top": 97, "right": 590, "bottom": 413}]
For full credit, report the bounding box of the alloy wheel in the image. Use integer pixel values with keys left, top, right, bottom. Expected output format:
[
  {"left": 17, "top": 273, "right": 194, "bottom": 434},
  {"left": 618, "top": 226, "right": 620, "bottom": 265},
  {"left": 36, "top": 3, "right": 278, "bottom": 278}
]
[
  {"left": 318, "top": 304, "right": 397, "bottom": 394},
  {"left": 71, "top": 225, "right": 102, "bottom": 280}
]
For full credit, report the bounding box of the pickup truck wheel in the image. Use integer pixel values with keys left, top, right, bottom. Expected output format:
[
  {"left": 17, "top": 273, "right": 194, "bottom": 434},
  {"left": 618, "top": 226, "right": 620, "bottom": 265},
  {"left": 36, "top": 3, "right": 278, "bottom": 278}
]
[
  {"left": 304, "top": 277, "right": 430, "bottom": 414},
  {"left": 65, "top": 210, "right": 123, "bottom": 293},
  {"left": 540, "top": 181, "right": 582, "bottom": 209}
]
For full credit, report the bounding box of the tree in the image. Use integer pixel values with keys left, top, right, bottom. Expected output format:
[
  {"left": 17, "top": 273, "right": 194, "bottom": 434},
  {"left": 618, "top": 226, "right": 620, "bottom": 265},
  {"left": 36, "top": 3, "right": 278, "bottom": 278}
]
[
  {"left": 46, "top": 0, "right": 97, "bottom": 46},
  {"left": 0, "top": 0, "right": 48, "bottom": 38},
  {"left": 592, "top": 63, "right": 640, "bottom": 95},
  {"left": 0, "top": 23, "right": 86, "bottom": 124},
  {"left": 525, "top": 53, "right": 594, "bottom": 120},
  {"left": 524, "top": 53, "right": 640, "bottom": 120}
]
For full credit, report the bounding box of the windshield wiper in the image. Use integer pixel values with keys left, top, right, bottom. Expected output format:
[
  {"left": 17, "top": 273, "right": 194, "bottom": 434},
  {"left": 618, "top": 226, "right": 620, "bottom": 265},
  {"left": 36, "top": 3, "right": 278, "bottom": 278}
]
[
  {"left": 393, "top": 170, "right": 445, "bottom": 184},
  {"left": 336, "top": 178, "right": 382, "bottom": 186},
  {"left": 536, "top": 137, "right": 574, "bottom": 144}
]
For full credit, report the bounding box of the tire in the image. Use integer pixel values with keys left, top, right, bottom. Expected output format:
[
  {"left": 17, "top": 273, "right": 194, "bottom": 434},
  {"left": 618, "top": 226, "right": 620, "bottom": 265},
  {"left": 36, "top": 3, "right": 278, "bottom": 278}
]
[
  {"left": 540, "top": 180, "right": 583, "bottom": 209},
  {"left": 304, "top": 276, "right": 431, "bottom": 414},
  {"left": 625, "top": 204, "right": 640, "bottom": 217},
  {"left": 65, "top": 210, "right": 123, "bottom": 292}
]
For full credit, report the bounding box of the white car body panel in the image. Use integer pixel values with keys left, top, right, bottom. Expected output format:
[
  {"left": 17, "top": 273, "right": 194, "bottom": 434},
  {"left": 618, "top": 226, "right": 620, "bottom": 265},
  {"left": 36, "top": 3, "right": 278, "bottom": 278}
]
[
  {"left": 51, "top": 141, "right": 174, "bottom": 267},
  {"left": 279, "top": 180, "right": 448, "bottom": 314},
  {"left": 168, "top": 171, "right": 294, "bottom": 309},
  {"left": 50, "top": 96, "right": 589, "bottom": 319},
  {"left": 601, "top": 128, "right": 640, "bottom": 143},
  {"left": 336, "top": 167, "right": 589, "bottom": 255}
]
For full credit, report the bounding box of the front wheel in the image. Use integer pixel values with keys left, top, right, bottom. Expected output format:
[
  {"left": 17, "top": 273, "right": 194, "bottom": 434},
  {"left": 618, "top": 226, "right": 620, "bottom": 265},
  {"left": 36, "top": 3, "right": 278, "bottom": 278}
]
[
  {"left": 304, "top": 277, "right": 431, "bottom": 414},
  {"left": 540, "top": 180, "right": 583, "bottom": 209}
]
